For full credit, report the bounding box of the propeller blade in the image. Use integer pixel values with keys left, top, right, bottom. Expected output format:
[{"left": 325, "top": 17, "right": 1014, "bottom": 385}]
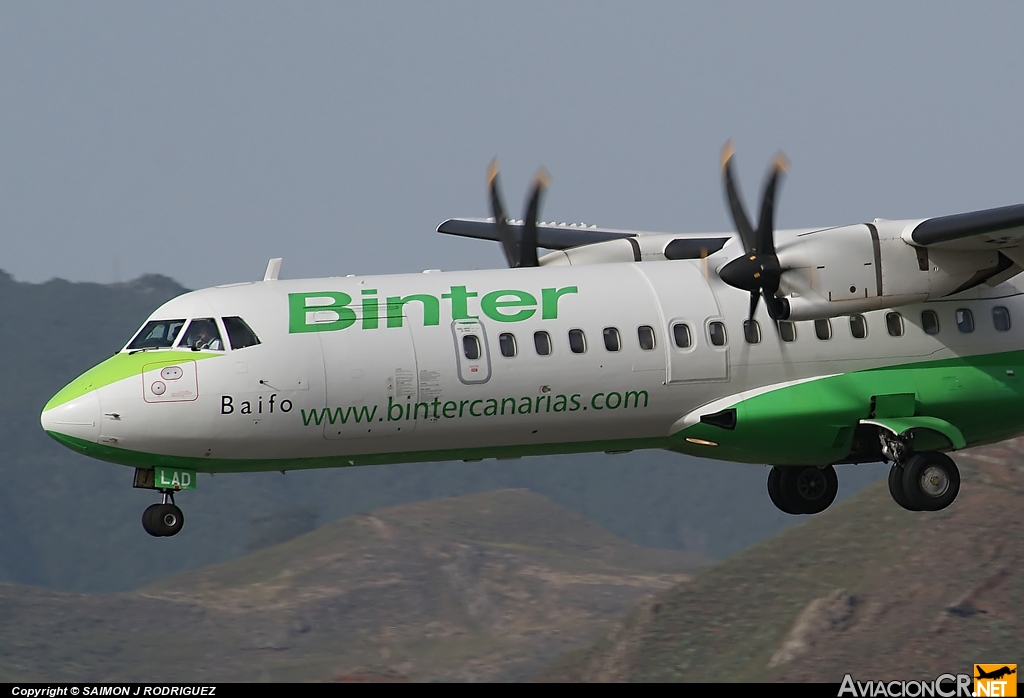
[
  {"left": 488, "top": 158, "right": 520, "bottom": 268},
  {"left": 717, "top": 143, "right": 793, "bottom": 321},
  {"left": 721, "top": 140, "right": 756, "bottom": 254},
  {"left": 755, "top": 152, "right": 788, "bottom": 257},
  {"left": 519, "top": 168, "right": 549, "bottom": 268}
]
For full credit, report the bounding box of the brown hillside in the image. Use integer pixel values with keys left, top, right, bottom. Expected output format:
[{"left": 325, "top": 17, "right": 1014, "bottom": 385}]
[
  {"left": 540, "top": 439, "right": 1024, "bottom": 682},
  {"left": 0, "top": 489, "right": 708, "bottom": 682}
]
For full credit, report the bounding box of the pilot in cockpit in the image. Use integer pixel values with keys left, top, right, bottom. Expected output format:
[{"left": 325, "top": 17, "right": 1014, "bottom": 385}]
[{"left": 182, "top": 319, "right": 223, "bottom": 351}]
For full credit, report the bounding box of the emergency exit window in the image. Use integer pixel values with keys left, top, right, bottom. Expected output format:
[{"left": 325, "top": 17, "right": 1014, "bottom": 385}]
[{"left": 463, "top": 334, "right": 482, "bottom": 360}]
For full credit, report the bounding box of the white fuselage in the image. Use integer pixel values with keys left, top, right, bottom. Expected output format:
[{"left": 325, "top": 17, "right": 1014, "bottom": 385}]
[{"left": 41, "top": 240, "right": 1024, "bottom": 470}]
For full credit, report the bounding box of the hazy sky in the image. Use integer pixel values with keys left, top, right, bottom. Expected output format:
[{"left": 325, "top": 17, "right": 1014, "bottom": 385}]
[{"left": 4, "top": 3, "right": 1024, "bottom": 290}]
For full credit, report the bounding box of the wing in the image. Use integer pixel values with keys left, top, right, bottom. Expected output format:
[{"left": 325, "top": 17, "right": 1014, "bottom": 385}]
[
  {"left": 907, "top": 203, "right": 1024, "bottom": 251},
  {"left": 437, "top": 217, "right": 732, "bottom": 265},
  {"left": 437, "top": 217, "right": 640, "bottom": 250},
  {"left": 904, "top": 203, "right": 1024, "bottom": 286}
]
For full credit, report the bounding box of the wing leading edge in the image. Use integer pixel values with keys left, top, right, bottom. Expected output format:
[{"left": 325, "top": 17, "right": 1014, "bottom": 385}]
[
  {"left": 908, "top": 203, "right": 1024, "bottom": 250},
  {"left": 437, "top": 217, "right": 638, "bottom": 250}
]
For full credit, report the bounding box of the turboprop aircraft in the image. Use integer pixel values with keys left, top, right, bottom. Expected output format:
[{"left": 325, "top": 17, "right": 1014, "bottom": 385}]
[{"left": 40, "top": 143, "right": 1024, "bottom": 537}]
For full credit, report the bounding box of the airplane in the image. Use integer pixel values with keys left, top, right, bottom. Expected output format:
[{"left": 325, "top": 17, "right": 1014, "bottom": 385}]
[
  {"left": 39, "top": 143, "right": 1024, "bottom": 537},
  {"left": 976, "top": 667, "right": 1017, "bottom": 681}
]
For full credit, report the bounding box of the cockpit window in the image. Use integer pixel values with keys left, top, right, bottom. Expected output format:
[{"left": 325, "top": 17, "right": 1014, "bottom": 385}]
[
  {"left": 178, "top": 318, "right": 225, "bottom": 351},
  {"left": 222, "top": 316, "right": 261, "bottom": 350},
  {"left": 127, "top": 319, "right": 186, "bottom": 351}
]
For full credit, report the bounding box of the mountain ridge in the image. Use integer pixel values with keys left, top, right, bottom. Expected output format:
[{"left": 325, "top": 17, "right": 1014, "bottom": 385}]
[
  {"left": 0, "top": 489, "right": 709, "bottom": 682},
  {"left": 537, "top": 438, "right": 1024, "bottom": 682}
]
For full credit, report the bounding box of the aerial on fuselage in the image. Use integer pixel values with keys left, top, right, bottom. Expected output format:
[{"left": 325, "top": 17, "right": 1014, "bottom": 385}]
[{"left": 41, "top": 146, "right": 1024, "bottom": 537}]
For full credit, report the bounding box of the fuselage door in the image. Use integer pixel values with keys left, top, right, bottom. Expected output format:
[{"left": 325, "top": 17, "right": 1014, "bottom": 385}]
[
  {"left": 319, "top": 319, "right": 419, "bottom": 439},
  {"left": 637, "top": 261, "right": 729, "bottom": 383},
  {"left": 451, "top": 319, "right": 492, "bottom": 384}
]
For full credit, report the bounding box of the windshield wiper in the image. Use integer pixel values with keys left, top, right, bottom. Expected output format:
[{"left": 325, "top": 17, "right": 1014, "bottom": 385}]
[{"left": 128, "top": 347, "right": 166, "bottom": 355}]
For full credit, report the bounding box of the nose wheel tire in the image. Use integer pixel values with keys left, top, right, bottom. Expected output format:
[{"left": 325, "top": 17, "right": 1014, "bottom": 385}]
[
  {"left": 901, "top": 452, "right": 960, "bottom": 512},
  {"left": 768, "top": 465, "right": 838, "bottom": 515},
  {"left": 142, "top": 502, "right": 185, "bottom": 537}
]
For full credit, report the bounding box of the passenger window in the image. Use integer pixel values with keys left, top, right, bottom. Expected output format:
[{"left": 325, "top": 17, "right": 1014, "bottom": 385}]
[
  {"left": 815, "top": 319, "right": 832, "bottom": 341},
  {"left": 603, "top": 327, "right": 621, "bottom": 352},
  {"left": 777, "top": 320, "right": 796, "bottom": 343},
  {"left": 993, "top": 306, "right": 1011, "bottom": 332},
  {"left": 568, "top": 329, "right": 587, "bottom": 354},
  {"left": 850, "top": 314, "right": 867, "bottom": 339},
  {"left": 672, "top": 323, "right": 692, "bottom": 348},
  {"left": 179, "top": 318, "right": 224, "bottom": 351},
  {"left": 637, "top": 325, "right": 656, "bottom": 350},
  {"left": 222, "top": 316, "right": 261, "bottom": 349},
  {"left": 463, "top": 334, "right": 482, "bottom": 360},
  {"left": 743, "top": 320, "right": 761, "bottom": 344},
  {"left": 708, "top": 321, "right": 727, "bottom": 347},
  {"left": 922, "top": 310, "right": 940, "bottom": 335},
  {"left": 956, "top": 309, "right": 974, "bottom": 333},
  {"left": 885, "top": 312, "right": 904, "bottom": 337},
  {"left": 498, "top": 332, "right": 517, "bottom": 358},
  {"left": 127, "top": 319, "right": 186, "bottom": 350},
  {"left": 534, "top": 331, "right": 552, "bottom": 356}
]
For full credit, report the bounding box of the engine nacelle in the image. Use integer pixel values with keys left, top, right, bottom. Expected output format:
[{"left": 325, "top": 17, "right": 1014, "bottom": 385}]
[
  {"left": 539, "top": 238, "right": 638, "bottom": 266},
  {"left": 771, "top": 221, "right": 1003, "bottom": 321},
  {"left": 539, "top": 233, "right": 730, "bottom": 266}
]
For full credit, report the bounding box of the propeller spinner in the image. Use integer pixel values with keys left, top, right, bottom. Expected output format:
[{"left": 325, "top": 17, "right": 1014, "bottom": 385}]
[
  {"left": 488, "top": 158, "right": 549, "bottom": 268},
  {"left": 717, "top": 141, "right": 791, "bottom": 321}
]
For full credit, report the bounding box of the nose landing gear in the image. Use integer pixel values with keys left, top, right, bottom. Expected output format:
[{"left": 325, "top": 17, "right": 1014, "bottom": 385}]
[
  {"left": 888, "top": 451, "right": 960, "bottom": 512},
  {"left": 133, "top": 467, "right": 190, "bottom": 537},
  {"left": 142, "top": 490, "right": 185, "bottom": 537},
  {"left": 767, "top": 465, "right": 839, "bottom": 515}
]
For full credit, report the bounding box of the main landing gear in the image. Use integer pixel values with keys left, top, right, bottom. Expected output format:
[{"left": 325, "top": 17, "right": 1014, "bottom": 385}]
[
  {"left": 142, "top": 490, "right": 185, "bottom": 537},
  {"left": 767, "top": 465, "right": 838, "bottom": 515},
  {"left": 887, "top": 451, "right": 960, "bottom": 512},
  {"left": 766, "top": 449, "right": 961, "bottom": 516}
]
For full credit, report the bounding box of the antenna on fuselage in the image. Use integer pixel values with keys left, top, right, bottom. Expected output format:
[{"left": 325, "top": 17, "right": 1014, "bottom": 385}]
[{"left": 263, "top": 258, "right": 282, "bottom": 281}]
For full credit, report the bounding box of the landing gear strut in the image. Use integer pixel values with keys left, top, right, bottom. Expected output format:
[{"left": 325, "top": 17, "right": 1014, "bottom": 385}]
[
  {"left": 888, "top": 451, "right": 960, "bottom": 512},
  {"left": 767, "top": 465, "right": 838, "bottom": 515},
  {"left": 142, "top": 490, "right": 185, "bottom": 537}
]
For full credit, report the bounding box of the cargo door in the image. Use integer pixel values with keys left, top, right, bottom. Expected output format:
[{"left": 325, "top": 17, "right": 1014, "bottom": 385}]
[
  {"left": 636, "top": 261, "right": 729, "bottom": 383},
  {"left": 319, "top": 322, "right": 418, "bottom": 440}
]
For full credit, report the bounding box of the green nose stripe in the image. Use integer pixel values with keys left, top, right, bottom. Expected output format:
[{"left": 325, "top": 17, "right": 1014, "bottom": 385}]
[{"left": 43, "top": 351, "right": 220, "bottom": 411}]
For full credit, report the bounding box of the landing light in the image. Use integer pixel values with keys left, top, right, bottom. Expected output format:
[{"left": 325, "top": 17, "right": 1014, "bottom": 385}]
[{"left": 685, "top": 437, "right": 718, "bottom": 447}]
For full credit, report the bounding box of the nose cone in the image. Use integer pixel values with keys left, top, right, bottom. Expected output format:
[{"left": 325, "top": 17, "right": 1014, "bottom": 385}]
[{"left": 41, "top": 389, "right": 101, "bottom": 446}]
